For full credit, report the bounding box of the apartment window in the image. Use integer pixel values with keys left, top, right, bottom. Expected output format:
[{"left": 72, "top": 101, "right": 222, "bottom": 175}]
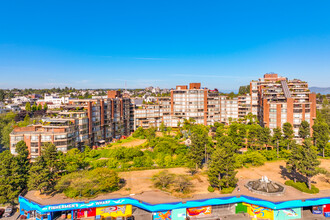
[
  {"left": 54, "top": 141, "right": 67, "bottom": 146},
  {"left": 11, "top": 136, "right": 24, "bottom": 142},
  {"left": 31, "top": 135, "right": 38, "bottom": 141},
  {"left": 55, "top": 134, "right": 67, "bottom": 140},
  {"left": 31, "top": 142, "right": 39, "bottom": 148},
  {"left": 41, "top": 135, "right": 51, "bottom": 142},
  {"left": 30, "top": 148, "right": 38, "bottom": 153}
]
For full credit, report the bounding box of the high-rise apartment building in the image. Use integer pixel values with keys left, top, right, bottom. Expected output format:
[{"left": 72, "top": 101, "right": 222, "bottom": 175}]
[
  {"left": 134, "top": 83, "right": 240, "bottom": 129},
  {"left": 250, "top": 73, "right": 316, "bottom": 136},
  {"left": 10, "top": 91, "right": 131, "bottom": 158}
]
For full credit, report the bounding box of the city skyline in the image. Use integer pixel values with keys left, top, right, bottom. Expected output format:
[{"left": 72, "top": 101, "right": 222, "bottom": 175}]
[{"left": 1, "top": 0, "right": 330, "bottom": 90}]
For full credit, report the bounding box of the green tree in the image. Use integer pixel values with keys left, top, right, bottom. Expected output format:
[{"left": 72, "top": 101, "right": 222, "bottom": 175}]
[
  {"left": 15, "top": 141, "right": 30, "bottom": 190},
  {"left": 298, "top": 121, "right": 310, "bottom": 139},
  {"left": 272, "top": 127, "right": 283, "bottom": 158},
  {"left": 187, "top": 125, "right": 208, "bottom": 170},
  {"left": 319, "top": 99, "right": 330, "bottom": 126},
  {"left": 159, "top": 121, "right": 166, "bottom": 136},
  {"left": 24, "top": 114, "right": 30, "bottom": 124},
  {"left": 31, "top": 103, "right": 37, "bottom": 112},
  {"left": 37, "top": 103, "right": 43, "bottom": 111},
  {"left": 286, "top": 143, "right": 302, "bottom": 183},
  {"left": 297, "top": 140, "right": 321, "bottom": 190},
  {"left": 28, "top": 143, "right": 60, "bottom": 194},
  {"left": 43, "top": 103, "right": 48, "bottom": 111},
  {"left": 207, "top": 142, "right": 238, "bottom": 190},
  {"left": 215, "top": 124, "right": 225, "bottom": 139},
  {"left": 132, "top": 127, "right": 145, "bottom": 138},
  {"left": 145, "top": 127, "right": 156, "bottom": 141},
  {"left": 0, "top": 151, "right": 20, "bottom": 204},
  {"left": 61, "top": 148, "right": 88, "bottom": 173},
  {"left": 247, "top": 124, "right": 260, "bottom": 149},
  {"left": 283, "top": 122, "right": 294, "bottom": 150},
  {"left": 25, "top": 102, "right": 31, "bottom": 112},
  {"left": 258, "top": 127, "right": 271, "bottom": 150},
  {"left": 312, "top": 119, "right": 330, "bottom": 157},
  {"left": 1, "top": 123, "right": 13, "bottom": 148}
]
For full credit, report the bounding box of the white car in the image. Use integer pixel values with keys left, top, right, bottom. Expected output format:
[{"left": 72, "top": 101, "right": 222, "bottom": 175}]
[{"left": 3, "top": 207, "right": 13, "bottom": 218}]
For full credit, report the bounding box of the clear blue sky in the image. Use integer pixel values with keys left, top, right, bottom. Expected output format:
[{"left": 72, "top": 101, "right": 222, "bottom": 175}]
[{"left": 1, "top": 0, "right": 330, "bottom": 91}]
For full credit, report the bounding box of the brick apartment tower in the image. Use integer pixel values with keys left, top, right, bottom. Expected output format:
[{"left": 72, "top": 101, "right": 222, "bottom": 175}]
[{"left": 251, "top": 73, "right": 316, "bottom": 137}]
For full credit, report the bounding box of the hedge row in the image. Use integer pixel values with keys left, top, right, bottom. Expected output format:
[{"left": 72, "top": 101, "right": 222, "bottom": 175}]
[{"left": 285, "top": 180, "right": 319, "bottom": 194}]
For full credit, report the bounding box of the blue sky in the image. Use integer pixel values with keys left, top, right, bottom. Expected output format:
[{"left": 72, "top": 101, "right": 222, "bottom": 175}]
[{"left": 1, "top": 0, "right": 330, "bottom": 91}]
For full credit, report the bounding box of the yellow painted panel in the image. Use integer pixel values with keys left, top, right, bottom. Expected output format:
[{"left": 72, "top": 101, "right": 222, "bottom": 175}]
[
  {"left": 243, "top": 203, "right": 274, "bottom": 220},
  {"left": 96, "top": 205, "right": 132, "bottom": 217}
]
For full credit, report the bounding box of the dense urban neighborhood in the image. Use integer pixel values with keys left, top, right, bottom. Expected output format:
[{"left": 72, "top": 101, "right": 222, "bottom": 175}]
[{"left": 0, "top": 73, "right": 330, "bottom": 220}]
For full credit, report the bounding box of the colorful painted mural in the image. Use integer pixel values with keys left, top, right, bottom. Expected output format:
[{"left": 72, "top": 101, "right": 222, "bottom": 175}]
[
  {"left": 96, "top": 205, "right": 132, "bottom": 217},
  {"left": 171, "top": 208, "right": 186, "bottom": 220},
  {"left": 153, "top": 210, "right": 171, "bottom": 220},
  {"left": 324, "top": 204, "right": 330, "bottom": 217},
  {"left": 312, "top": 206, "right": 323, "bottom": 214},
  {"left": 187, "top": 206, "right": 211, "bottom": 217},
  {"left": 273, "top": 208, "right": 301, "bottom": 220},
  {"left": 76, "top": 208, "right": 96, "bottom": 218},
  {"left": 243, "top": 203, "right": 274, "bottom": 220}
]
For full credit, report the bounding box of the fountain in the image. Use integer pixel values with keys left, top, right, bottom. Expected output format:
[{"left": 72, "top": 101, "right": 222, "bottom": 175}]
[{"left": 245, "top": 176, "right": 285, "bottom": 196}]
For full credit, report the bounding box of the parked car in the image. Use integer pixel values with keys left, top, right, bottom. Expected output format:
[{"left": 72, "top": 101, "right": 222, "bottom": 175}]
[
  {"left": 3, "top": 207, "right": 13, "bottom": 217},
  {"left": 0, "top": 208, "right": 5, "bottom": 218}
]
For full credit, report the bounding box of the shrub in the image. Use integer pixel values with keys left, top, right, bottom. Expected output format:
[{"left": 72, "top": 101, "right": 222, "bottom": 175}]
[
  {"left": 132, "top": 127, "right": 145, "bottom": 138},
  {"left": 242, "top": 151, "right": 267, "bottom": 166},
  {"left": 260, "top": 149, "right": 277, "bottom": 161},
  {"left": 152, "top": 170, "right": 175, "bottom": 189},
  {"left": 207, "top": 186, "right": 215, "bottom": 192},
  {"left": 221, "top": 187, "right": 235, "bottom": 194},
  {"left": 279, "top": 149, "right": 291, "bottom": 159},
  {"left": 56, "top": 168, "right": 120, "bottom": 198},
  {"left": 285, "top": 180, "right": 319, "bottom": 194},
  {"left": 174, "top": 175, "right": 192, "bottom": 193},
  {"left": 90, "top": 159, "right": 107, "bottom": 169}
]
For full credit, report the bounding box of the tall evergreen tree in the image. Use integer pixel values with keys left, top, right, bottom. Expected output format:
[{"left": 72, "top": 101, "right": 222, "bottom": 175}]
[
  {"left": 187, "top": 125, "right": 208, "bottom": 170},
  {"left": 247, "top": 124, "right": 260, "bottom": 149},
  {"left": 31, "top": 103, "right": 37, "bottom": 112},
  {"left": 282, "top": 122, "right": 294, "bottom": 150},
  {"left": 272, "top": 127, "right": 283, "bottom": 158},
  {"left": 43, "top": 103, "right": 48, "bottom": 111},
  {"left": 25, "top": 102, "right": 31, "bottom": 112},
  {"left": 286, "top": 143, "right": 302, "bottom": 183},
  {"left": 297, "top": 140, "right": 321, "bottom": 190},
  {"left": 28, "top": 156, "right": 50, "bottom": 194},
  {"left": 258, "top": 127, "right": 271, "bottom": 150},
  {"left": 298, "top": 120, "right": 310, "bottom": 139},
  {"left": 37, "top": 103, "right": 43, "bottom": 111},
  {"left": 312, "top": 119, "right": 330, "bottom": 157},
  {"left": 207, "top": 142, "right": 238, "bottom": 190},
  {"left": 28, "top": 143, "right": 60, "bottom": 194},
  {"left": 0, "top": 151, "right": 18, "bottom": 204},
  {"left": 14, "top": 141, "right": 30, "bottom": 191}
]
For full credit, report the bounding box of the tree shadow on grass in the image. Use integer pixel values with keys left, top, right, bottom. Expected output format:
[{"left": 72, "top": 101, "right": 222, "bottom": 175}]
[{"left": 279, "top": 165, "right": 307, "bottom": 183}]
